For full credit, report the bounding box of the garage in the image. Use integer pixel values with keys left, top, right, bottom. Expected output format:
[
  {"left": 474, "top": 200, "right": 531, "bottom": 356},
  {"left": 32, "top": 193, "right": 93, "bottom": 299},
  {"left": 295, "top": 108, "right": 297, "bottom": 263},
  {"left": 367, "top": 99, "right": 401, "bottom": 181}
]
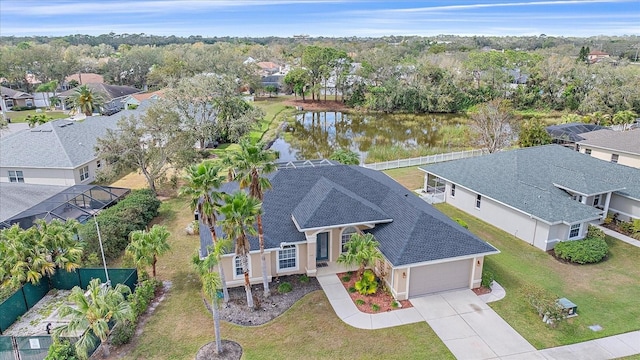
[{"left": 408, "top": 259, "right": 473, "bottom": 297}]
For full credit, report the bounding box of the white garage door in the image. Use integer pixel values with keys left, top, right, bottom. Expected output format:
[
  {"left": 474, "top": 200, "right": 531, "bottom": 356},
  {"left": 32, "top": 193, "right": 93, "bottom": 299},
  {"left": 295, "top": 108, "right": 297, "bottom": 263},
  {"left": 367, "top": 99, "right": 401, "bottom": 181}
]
[{"left": 408, "top": 259, "right": 473, "bottom": 297}]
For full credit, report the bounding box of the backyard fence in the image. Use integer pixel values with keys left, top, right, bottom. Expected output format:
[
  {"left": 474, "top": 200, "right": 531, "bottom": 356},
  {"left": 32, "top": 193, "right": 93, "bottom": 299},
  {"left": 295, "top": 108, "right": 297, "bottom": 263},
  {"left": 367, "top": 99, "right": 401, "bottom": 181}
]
[
  {"left": 0, "top": 268, "right": 137, "bottom": 335},
  {"left": 0, "top": 335, "right": 100, "bottom": 360},
  {"left": 362, "top": 149, "right": 487, "bottom": 171}
]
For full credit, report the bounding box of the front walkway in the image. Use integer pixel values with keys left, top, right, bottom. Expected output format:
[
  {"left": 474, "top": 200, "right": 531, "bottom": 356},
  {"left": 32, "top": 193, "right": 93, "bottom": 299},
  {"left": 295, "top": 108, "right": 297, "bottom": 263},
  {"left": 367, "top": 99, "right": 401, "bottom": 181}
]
[
  {"left": 317, "top": 274, "right": 640, "bottom": 360},
  {"left": 594, "top": 225, "right": 640, "bottom": 248}
]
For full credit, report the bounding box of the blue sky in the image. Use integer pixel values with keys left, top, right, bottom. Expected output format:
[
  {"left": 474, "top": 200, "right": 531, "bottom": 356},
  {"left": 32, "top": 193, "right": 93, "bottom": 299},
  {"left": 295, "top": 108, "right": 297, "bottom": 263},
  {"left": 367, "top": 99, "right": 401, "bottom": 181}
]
[{"left": 1, "top": 0, "right": 638, "bottom": 38}]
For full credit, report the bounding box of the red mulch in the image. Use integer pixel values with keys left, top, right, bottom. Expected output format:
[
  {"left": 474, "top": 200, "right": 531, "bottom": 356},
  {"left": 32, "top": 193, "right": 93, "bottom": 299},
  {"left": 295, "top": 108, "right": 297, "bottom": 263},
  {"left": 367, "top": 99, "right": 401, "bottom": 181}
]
[
  {"left": 336, "top": 272, "right": 412, "bottom": 314},
  {"left": 472, "top": 286, "right": 491, "bottom": 296}
]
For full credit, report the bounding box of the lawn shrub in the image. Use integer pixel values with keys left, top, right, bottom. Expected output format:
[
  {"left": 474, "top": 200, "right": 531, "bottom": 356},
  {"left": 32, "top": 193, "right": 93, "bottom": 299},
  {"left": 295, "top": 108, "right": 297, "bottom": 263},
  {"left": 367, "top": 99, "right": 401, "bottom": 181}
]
[
  {"left": 391, "top": 301, "right": 399, "bottom": 308},
  {"left": 45, "top": 338, "right": 78, "bottom": 360},
  {"left": 481, "top": 270, "right": 494, "bottom": 288},
  {"left": 348, "top": 286, "right": 356, "bottom": 293},
  {"left": 371, "top": 304, "right": 380, "bottom": 312},
  {"left": 299, "top": 274, "right": 309, "bottom": 283},
  {"left": 110, "top": 320, "right": 136, "bottom": 346},
  {"left": 79, "top": 189, "right": 161, "bottom": 259},
  {"left": 341, "top": 275, "right": 351, "bottom": 282},
  {"left": 354, "top": 269, "right": 378, "bottom": 295},
  {"left": 454, "top": 218, "right": 469, "bottom": 229},
  {"left": 554, "top": 236, "right": 608, "bottom": 264},
  {"left": 523, "top": 285, "right": 566, "bottom": 328},
  {"left": 355, "top": 299, "right": 365, "bottom": 306},
  {"left": 129, "top": 278, "right": 160, "bottom": 319},
  {"left": 277, "top": 282, "right": 293, "bottom": 294}
]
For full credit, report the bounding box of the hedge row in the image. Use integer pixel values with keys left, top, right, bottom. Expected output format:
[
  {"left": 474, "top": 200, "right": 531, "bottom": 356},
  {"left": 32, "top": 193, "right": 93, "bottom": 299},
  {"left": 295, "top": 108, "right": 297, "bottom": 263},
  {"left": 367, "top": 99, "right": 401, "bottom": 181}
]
[
  {"left": 554, "top": 225, "right": 608, "bottom": 264},
  {"left": 79, "top": 189, "right": 161, "bottom": 259}
]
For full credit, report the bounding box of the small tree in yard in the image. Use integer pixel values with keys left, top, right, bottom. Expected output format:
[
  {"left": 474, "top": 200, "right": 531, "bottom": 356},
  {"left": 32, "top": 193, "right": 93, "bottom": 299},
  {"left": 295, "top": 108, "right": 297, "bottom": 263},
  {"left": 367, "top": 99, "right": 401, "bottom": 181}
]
[
  {"left": 524, "top": 285, "right": 566, "bottom": 328},
  {"left": 337, "top": 233, "right": 383, "bottom": 280},
  {"left": 518, "top": 118, "right": 552, "bottom": 148},
  {"left": 126, "top": 225, "right": 171, "bottom": 278},
  {"left": 469, "top": 99, "right": 516, "bottom": 153}
]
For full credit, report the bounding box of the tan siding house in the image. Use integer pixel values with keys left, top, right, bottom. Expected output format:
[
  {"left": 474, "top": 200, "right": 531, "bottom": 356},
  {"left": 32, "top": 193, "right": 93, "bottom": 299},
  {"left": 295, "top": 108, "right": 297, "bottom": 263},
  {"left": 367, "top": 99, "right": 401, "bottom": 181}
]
[{"left": 578, "top": 129, "right": 640, "bottom": 169}]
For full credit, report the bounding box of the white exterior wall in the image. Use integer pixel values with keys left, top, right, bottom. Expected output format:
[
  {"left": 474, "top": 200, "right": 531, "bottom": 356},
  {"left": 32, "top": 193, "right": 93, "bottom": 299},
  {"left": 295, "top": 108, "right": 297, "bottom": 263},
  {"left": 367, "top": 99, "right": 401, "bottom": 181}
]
[
  {"left": 580, "top": 147, "right": 640, "bottom": 169},
  {"left": 609, "top": 194, "right": 640, "bottom": 221},
  {"left": 1, "top": 166, "right": 76, "bottom": 185}
]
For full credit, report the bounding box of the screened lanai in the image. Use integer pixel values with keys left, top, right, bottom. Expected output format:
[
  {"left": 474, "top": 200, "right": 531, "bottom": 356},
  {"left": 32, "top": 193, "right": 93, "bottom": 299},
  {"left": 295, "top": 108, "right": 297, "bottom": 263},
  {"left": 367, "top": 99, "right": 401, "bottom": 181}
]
[{"left": 0, "top": 185, "right": 130, "bottom": 230}]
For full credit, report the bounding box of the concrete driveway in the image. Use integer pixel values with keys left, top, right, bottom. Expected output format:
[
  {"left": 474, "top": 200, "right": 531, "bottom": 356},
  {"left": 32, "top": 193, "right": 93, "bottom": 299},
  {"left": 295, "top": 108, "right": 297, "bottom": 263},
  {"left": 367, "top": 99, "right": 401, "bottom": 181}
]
[{"left": 410, "top": 289, "right": 540, "bottom": 360}]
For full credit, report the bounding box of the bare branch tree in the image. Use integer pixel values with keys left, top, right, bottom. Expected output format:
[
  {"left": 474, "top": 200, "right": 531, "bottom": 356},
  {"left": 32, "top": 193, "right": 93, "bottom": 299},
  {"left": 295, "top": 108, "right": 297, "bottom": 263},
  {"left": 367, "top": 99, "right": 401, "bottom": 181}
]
[{"left": 469, "top": 99, "right": 516, "bottom": 153}]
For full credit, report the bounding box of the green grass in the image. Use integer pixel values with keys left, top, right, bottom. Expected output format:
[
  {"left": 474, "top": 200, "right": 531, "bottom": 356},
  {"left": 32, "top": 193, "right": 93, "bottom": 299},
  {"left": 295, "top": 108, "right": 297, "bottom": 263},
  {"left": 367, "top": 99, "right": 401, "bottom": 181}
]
[
  {"left": 249, "top": 98, "right": 290, "bottom": 144},
  {"left": 124, "top": 196, "right": 454, "bottom": 360},
  {"left": 6, "top": 109, "right": 68, "bottom": 123},
  {"left": 434, "top": 203, "right": 640, "bottom": 349},
  {"left": 383, "top": 166, "right": 425, "bottom": 191}
]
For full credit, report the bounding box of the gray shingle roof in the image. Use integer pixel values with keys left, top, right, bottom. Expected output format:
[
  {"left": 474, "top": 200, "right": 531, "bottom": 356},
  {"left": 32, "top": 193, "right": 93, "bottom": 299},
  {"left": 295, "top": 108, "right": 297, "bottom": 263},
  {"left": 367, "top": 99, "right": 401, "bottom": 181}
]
[
  {"left": 0, "top": 183, "right": 67, "bottom": 222},
  {"left": 58, "top": 83, "right": 141, "bottom": 101},
  {"left": 578, "top": 129, "right": 640, "bottom": 155},
  {"left": 0, "top": 104, "right": 150, "bottom": 169},
  {"left": 421, "top": 145, "right": 640, "bottom": 224},
  {"left": 200, "top": 165, "right": 498, "bottom": 267},
  {"left": 1, "top": 86, "right": 34, "bottom": 100}
]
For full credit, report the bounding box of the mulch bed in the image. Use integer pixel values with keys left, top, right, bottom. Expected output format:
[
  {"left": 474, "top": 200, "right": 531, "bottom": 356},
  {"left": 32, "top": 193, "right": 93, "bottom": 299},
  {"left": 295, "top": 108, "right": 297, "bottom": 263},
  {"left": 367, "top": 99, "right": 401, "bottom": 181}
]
[
  {"left": 472, "top": 286, "right": 491, "bottom": 296},
  {"left": 196, "top": 340, "right": 242, "bottom": 360},
  {"left": 337, "top": 272, "right": 412, "bottom": 314}
]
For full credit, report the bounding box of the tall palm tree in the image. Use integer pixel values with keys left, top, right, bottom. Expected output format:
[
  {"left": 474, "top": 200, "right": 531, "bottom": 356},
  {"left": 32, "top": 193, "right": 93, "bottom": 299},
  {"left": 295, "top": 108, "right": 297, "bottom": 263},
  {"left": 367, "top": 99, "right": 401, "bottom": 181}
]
[
  {"left": 218, "top": 191, "right": 261, "bottom": 309},
  {"left": 55, "top": 278, "right": 134, "bottom": 359},
  {"left": 36, "top": 219, "right": 83, "bottom": 273},
  {"left": 35, "top": 80, "right": 58, "bottom": 109},
  {"left": 0, "top": 225, "right": 55, "bottom": 288},
  {"left": 180, "top": 161, "right": 230, "bottom": 303},
  {"left": 191, "top": 239, "right": 230, "bottom": 356},
  {"left": 223, "top": 139, "right": 277, "bottom": 297},
  {"left": 70, "top": 84, "right": 103, "bottom": 116},
  {"left": 126, "top": 225, "right": 171, "bottom": 278}
]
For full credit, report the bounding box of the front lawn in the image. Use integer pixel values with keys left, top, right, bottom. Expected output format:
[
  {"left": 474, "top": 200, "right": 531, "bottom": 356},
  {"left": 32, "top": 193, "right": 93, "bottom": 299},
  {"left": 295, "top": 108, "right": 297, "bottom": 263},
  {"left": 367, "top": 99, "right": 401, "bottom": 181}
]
[
  {"left": 435, "top": 203, "right": 640, "bottom": 349},
  {"left": 5, "top": 109, "right": 68, "bottom": 123},
  {"left": 123, "top": 196, "right": 454, "bottom": 359},
  {"left": 383, "top": 166, "right": 425, "bottom": 191}
]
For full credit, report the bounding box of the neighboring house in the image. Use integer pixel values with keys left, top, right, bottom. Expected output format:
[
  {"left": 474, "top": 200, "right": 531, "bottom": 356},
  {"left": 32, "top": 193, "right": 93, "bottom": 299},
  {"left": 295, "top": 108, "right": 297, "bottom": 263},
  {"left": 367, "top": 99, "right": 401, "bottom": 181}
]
[
  {"left": 420, "top": 145, "right": 640, "bottom": 251},
  {"left": 61, "top": 73, "right": 105, "bottom": 91},
  {"left": 261, "top": 74, "right": 284, "bottom": 91},
  {"left": 578, "top": 129, "right": 640, "bottom": 169},
  {"left": 123, "top": 90, "right": 164, "bottom": 109},
  {"left": 545, "top": 123, "right": 609, "bottom": 148},
  {"left": 0, "top": 103, "right": 150, "bottom": 186},
  {"left": 200, "top": 162, "right": 498, "bottom": 300},
  {"left": 1, "top": 86, "right": 35, "bottom": 109},
  {"left": 58, "top": 83, "right": 142, "bottom": 115},
  {"left": 588, "top": 50, "right": 610, "bottom": 64},
  {"left": 256, "top": 61, "right": 281, "bottom": 76}
]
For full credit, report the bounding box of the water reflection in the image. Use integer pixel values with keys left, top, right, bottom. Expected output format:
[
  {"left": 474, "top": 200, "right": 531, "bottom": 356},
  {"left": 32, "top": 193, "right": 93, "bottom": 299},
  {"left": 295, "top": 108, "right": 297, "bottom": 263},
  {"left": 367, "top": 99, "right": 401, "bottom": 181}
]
[{"left": 273, "top": 111, "right": 466, "bottom": 161}]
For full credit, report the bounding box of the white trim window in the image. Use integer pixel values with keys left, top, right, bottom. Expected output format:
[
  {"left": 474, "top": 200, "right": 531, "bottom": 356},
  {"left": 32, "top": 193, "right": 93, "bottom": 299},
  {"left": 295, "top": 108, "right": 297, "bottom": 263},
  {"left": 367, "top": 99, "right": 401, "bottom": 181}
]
[
  {"left": 79, "top": 166, "right": 89, "bottom": 181},
  {"left": 451, "top": 184, "right": 456, "bottom": 197},
  {"left": 475, "top": 194, "right": 482, "bottom": 209},
  {"left": 569, "top": 224, "right": 581, "bottom": 239},
  {"left": 278, "top": 245, "right": 297, "bottom": 271},
  {"left": 234, "top": 255, "right": 251, "bottom": 279},
  {"left": 8, "top": 170, "right": 24, "bottom": 183},
  {"left": 341, "top": 227, "right": 358, "bottom": 253},
  {"left": 593, "top": 194, "right": 600, "bottom": 207}
]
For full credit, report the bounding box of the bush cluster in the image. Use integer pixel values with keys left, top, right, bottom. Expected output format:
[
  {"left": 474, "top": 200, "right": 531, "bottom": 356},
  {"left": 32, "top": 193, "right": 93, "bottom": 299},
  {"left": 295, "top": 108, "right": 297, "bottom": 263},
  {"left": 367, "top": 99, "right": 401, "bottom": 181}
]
[
  {"left": 110, "top": 278, "right": 161, "bottom": 346},
  {"left": 45, "top": 339, "right": 78, "bottom": 360},
  {"left": 277, "top": 282, "right": 292, "bottom": 294},
  {"left": 79, "top": 189, "right": 161, "bottom": 259},
  {"left": 11, "top": 105, "right": 37, "bottom": 111},
  {"left": 554, "top": 226, "right": 608, "bottom": 264}
]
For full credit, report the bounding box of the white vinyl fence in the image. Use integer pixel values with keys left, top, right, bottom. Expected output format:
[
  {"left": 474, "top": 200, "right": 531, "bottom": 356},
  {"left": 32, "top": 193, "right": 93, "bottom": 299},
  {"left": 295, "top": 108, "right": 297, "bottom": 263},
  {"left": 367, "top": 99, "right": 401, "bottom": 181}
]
[{"left": 362, "top": 149, "right": 487, "bottom": 171}]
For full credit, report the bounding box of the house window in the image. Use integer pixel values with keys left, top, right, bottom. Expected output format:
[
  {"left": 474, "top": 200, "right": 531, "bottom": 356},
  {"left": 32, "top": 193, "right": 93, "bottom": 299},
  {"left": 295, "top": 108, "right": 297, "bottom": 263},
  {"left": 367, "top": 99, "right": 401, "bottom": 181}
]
[
  {"left": 79, "top": 166, "right": 89, "bottom": 181},
  {"left": 593, "top": 194, "right": 600, "bottom": 207},
  {"left": 476, "top": 194, "right": 482, "bottom": 209},
  {"left": 278, "top": 245, "right": 297, "bottom": 271},
  {"left": 451, "top": 184, "right": 456, "bottom": 197},
  {"left": 234, "top": 255, "right": 251, "bottom": 278},
  {"left": 341, "top": 227, "right": 358, "bottom": 253},
  {"left": 611, "top": 154, "right": 619, "bottom": 163},
  {"left": 8, "top": 170, "right": 24, "bottom": 183},
  {"left": 569, "top": 224, "right": 581, "bottom": 239},
  {"left": 5, "top": 99, "right": 14, "bottom": 108},
  {"left": 25, "top": 99, "right": 33, "bottom": 107},
  {"left": 585, "top": 149, "right": 592, "bottom": 155},
  {"left": 96, "top": 160, "right": 102, "bottom": 169}
]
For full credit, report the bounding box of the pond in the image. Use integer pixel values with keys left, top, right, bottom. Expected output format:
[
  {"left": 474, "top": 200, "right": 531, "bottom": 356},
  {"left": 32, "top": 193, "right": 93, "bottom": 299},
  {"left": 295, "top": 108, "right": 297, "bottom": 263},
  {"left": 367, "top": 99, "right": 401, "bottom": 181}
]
[{"left": 270, "top": 111, "right": 468, "bottom": 163}]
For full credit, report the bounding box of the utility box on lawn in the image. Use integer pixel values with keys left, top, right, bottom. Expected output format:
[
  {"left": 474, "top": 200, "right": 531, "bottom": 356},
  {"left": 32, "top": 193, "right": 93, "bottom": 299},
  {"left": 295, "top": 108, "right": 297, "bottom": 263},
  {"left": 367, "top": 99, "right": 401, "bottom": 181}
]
[{"left": 557, "top": 298, "right": 577, "bottom": 318}]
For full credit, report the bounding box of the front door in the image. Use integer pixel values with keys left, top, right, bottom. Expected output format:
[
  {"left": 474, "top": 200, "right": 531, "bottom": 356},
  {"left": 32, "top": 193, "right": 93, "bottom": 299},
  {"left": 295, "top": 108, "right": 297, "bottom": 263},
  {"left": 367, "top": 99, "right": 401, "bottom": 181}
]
[{"left": 316, "top": 232, "right": 329, "bottom": 261}]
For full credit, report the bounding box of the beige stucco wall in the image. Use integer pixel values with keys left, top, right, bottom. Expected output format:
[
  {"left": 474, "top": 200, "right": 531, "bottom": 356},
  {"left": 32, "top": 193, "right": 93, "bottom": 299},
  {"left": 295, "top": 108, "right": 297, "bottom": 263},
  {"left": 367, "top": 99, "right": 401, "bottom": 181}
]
[
  {"left": 580, "top": 147, "right": 640, "bottom": 169},
  {"left": 609, "top": 194, "right": 640, "bottom": 221},
  {"left": 1, "top": 166, "right": 76, "bottom": 185},
  {"left": 472, "top": 257, "right": 484, "bottom": 288},
  {"left": 444, "top": 182, "right": 554, "bottom": 250}
]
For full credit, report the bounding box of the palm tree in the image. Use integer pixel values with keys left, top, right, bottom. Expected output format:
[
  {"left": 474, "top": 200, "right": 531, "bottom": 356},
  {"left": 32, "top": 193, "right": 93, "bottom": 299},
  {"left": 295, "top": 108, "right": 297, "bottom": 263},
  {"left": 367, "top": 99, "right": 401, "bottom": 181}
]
[
  {"left": 191, "top": 239, "right": 230, "bottom": 355},
  {"left": 223, "top": 139, "right": 277, "bottom": 298},
  {"left": 0, "top": 225, "right": 55, "bottom": 289},
  {"left": 218, "top": 191, "right": 262, "bottom": 309},
  {"left": 126, "top": 225, "right": 171, "bottom": 278},
  {"left": 180, "top": 161, "right": 230, "bottom": 303},
  {"left": 35, "top": 219, "right": 84, "bottom": 273},
  {"left": 612, "top": 110, "right": 638, "bottom": 131},
  {"left": 55, "top": 278, "right": 134, "bottom": 359},
  {"left": 337, "top": 233, "right": 383, "bottom": 279},
  {"left": 35, "top": 80, "right": 58, "bottom": 109},
  {"left": 70, "top": 84, "right": 103, "bottom": 116}
]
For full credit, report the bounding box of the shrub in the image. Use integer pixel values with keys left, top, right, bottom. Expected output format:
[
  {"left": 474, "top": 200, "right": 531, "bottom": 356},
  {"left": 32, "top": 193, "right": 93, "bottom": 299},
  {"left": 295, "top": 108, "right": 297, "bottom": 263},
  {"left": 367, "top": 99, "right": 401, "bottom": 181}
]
[
  {"left": 110, "top": 320, "right": 136, "bottom": 346},
  {"left": 299, "top": 274, "right": 309, "bottom": 283},
  {"left": 619, "top": 221, "right": 634, "bottom": 235},
  {"left": 129, "top": 278, "right": 160, "bottom": 319},
  {"left": 355, "top": 299, "right": 365, "bottom": 306},
  {"left": 45, "top": 339, "right": 78, "bottom": 360},
  {"left": 371, "top": 304, "right": 380, "bottom": 312},
  {"left": 554, "top": 237, "right": 608, "bottom": 264},
  {"left": 391, "top": 301, "right": 399, "bottom": 308},
  {"left": 341, "top": 275, "right": 351, "bottom": 282},
  {"left": 481, "top": 270, "right": 494, "bottom": 288},
  {"left": 586, "top": 224, "right": 605, "bottom": 240},
  {"left": 348, "top": 286, "right": 356, "bottom": 293},
  {"left": 523, "top": 285, "right": 566, "bottom": 328},
  {"left": 277, "top": 282, "right": 292, "bottom": 294},
  {"left": 354, "top": 269, "right": 378, "bottom": 295},
  {"left": 454, "top": 218, "right": 468, "bottom": 229}
]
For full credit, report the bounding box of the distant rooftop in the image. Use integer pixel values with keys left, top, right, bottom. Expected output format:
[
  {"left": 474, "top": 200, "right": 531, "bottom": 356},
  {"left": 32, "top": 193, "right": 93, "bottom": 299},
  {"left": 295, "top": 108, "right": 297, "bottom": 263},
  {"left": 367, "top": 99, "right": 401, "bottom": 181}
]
[
  {"left": 546, "top": 123, "right": 609, "bottom": 143},
  {"left": 578, "top": 129, "right": 640, "bottom": 155}
]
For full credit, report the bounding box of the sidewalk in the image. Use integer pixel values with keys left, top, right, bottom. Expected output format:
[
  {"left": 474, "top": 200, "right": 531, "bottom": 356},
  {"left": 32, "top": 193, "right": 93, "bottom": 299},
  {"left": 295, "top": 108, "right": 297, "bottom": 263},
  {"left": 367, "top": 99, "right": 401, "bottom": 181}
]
[
  {"left": 318, "top": 274, "right": 640, "bottom": 359},
  {"left": 594, "top": 225, "right": 640, "bottom": 248}
]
